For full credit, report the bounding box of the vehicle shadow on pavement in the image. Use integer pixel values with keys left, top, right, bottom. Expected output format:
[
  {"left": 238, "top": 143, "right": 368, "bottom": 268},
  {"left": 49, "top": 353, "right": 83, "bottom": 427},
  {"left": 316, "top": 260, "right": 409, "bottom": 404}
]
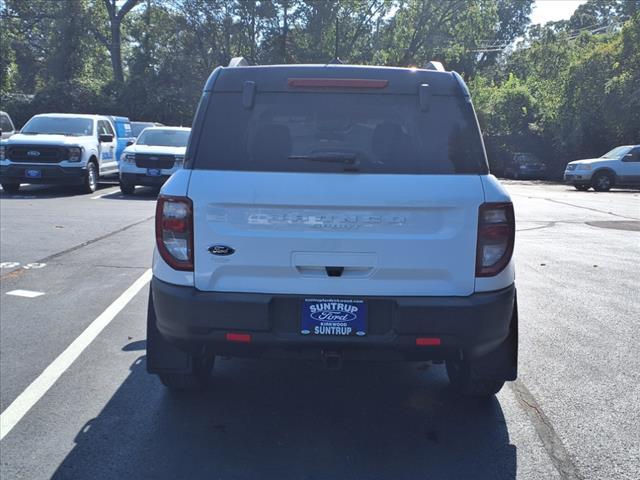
[
  {"left": 97, "top": 187, "right": 160, "bottom": 201},
  {"left": 52, "top": 356, "right": 516, "bottom": 480},
  {"left": 0, "top": 184, "right": 106, "bottom": 198}
]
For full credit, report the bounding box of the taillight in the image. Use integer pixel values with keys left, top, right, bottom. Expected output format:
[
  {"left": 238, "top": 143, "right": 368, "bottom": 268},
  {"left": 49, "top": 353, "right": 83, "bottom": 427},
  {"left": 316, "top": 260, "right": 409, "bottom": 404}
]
[
  {"left": 476, "top": 202, "right": 515, "bottom": 277},
  {"left": 156, "top": 195, "right": 193, "bottom": 271}
]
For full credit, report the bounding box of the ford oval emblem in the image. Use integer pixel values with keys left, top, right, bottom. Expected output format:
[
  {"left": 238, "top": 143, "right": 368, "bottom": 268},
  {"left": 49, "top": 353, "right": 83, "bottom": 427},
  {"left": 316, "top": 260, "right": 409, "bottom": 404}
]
[
  {"left": 208, "top": 245, "right": 235, "bottom": 256},
  {"left": 27, "top": 150, "right": 41, "bottom": 157}
]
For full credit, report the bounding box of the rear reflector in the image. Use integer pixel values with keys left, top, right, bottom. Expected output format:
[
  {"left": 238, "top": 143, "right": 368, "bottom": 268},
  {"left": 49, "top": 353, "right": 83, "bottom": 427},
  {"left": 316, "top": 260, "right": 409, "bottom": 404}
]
[
  {"left": 287, "top": 78, "right": 389, "bottom": 89},
  {"left": 226, "top": 333, "right": 252, "bottom": 343},
  {"left": 416, "top": 337, "right": 441, "bottom": 346}
]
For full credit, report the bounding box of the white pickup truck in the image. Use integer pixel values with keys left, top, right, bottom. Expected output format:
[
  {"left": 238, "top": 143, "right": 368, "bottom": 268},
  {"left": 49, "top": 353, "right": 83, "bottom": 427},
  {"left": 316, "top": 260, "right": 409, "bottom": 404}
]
[{"left": 0, "top": 113, "right": 119, "bottom": 193}]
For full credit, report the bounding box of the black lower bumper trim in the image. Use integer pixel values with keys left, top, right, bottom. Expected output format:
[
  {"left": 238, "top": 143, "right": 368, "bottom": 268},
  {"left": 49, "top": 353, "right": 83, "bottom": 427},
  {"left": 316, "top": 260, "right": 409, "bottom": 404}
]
[
  {"left": 120, "top": 172, "right": 169, "bottom": 186},
  {"left": 1, "top": 164, "right": 85, "bottom": 185},
  {"left": 151, "top": 277, "right": 516, "bottom": 361}
]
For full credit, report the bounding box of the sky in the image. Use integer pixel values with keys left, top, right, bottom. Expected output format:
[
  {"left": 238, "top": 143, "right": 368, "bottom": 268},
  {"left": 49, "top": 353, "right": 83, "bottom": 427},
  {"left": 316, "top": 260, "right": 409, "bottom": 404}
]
[{"left": 530, "top": 0, "right": 589, "bottom": 25}]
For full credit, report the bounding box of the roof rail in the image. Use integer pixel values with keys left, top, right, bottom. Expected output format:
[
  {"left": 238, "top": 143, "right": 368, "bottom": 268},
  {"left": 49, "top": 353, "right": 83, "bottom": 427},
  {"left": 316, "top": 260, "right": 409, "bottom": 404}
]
[
  {"left": 228, "top": 57, "right": 249, "bottom": 67},
  {"left": 424, "top": 61, "right": 445, "bottom": 72}
]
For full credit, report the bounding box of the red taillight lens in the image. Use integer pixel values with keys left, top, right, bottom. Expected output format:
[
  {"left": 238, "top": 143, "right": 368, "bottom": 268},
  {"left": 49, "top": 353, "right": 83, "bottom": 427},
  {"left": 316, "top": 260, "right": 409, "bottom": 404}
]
[
  {"left": 156, "top": 195, "right": 193, "bottom": 271},
  {"left": 476, "top": 202, "right": 515, "bottom": 277}
]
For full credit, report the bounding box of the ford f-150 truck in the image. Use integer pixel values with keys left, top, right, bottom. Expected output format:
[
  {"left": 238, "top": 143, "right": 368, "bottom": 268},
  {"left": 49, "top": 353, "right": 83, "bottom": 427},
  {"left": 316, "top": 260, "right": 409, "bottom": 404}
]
[{"left": 0, "top": 113, "right": 119, "bottom": 193}]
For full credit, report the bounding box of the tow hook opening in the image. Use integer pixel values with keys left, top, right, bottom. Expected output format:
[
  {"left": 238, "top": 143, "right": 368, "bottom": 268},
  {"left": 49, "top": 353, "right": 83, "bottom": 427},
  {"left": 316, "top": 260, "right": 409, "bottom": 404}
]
[{"left": 321, "top": 349, "right": 343, "bottom": 370}]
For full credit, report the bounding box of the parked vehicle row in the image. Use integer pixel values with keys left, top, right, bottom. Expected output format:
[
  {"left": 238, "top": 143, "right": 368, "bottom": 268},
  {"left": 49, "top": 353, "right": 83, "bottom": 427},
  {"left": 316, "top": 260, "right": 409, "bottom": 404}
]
[
  {"left": 489, "top": 147, "right": 639, "bottom": 190},
  {"left": 0, "top": 112, "right": 187, "bottom": 194}
]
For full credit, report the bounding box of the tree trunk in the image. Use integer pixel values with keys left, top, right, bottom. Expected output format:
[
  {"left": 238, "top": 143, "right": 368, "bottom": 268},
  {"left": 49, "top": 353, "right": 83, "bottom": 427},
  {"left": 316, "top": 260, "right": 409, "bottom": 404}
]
[
  {"left": 282, "top": 0, "right": 288, "bottom": 63},
  {"left": 110, "top": 19, "right": 123, "bottom": 83},
  {"left": 99, "top": 0, "right": 141, "bottom": 84}
]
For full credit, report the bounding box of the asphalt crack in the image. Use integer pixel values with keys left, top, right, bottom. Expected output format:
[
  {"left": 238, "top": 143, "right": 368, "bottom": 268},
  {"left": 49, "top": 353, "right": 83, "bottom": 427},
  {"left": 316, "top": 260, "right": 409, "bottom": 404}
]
[
  {"left": 0, "top": 215, "right": 154, "bottom": 280},
  {"left": 509, "top": 379, "right": 583, "bottom": 480}
]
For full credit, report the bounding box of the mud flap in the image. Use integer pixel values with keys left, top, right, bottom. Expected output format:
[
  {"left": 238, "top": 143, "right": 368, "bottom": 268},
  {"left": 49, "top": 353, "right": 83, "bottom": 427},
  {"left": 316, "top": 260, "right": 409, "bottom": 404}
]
[
  {"left": 146, "top": 287, "right": 194, "bottom": 375},
  {"left": 471, "top": 294, "right": 518, "bottom": 381}
]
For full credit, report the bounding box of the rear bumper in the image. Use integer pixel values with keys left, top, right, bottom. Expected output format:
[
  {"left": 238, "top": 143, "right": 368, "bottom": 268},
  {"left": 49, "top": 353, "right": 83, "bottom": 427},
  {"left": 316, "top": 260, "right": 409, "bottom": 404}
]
[
  {"left": 120, "top": 171, "right": 170, "bottom": 186},
  {"left": 151, "top": 277, "right": 516, "bottom": 361},
  {"left": 0, "top": 164, "right": 85, "bottom": 185}
]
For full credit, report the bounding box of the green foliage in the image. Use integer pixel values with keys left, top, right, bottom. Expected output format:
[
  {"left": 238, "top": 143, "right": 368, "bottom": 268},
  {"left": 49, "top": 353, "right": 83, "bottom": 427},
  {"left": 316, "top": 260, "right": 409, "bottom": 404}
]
[
  {"left": 472, "top": 1, "right": 640, "bottom": 176},
  {"left": 0, "top": 0, "right": 636, "bottom": 174}
]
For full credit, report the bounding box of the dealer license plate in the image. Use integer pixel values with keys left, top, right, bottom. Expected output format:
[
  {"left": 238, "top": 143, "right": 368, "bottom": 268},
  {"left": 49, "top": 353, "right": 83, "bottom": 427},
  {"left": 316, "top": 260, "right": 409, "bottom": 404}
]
[{"left": 301, "top": 298, "right": 367, "bottom": 337}]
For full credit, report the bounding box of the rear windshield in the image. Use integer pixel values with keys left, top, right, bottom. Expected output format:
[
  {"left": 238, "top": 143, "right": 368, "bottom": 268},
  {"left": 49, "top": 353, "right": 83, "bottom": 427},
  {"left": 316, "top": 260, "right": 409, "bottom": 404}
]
[
  {"left": 192, "top": 92, "right": 487, "bottom": 174},
  {"left": 137, "top": 129, "right": 190, "bottom": 147},
  {"left": 131, "top": 122, "right": 154, "bottom": 137}
]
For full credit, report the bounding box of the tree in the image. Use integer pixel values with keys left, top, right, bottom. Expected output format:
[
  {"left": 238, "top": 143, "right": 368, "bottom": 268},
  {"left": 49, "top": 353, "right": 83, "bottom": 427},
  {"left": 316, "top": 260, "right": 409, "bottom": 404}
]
[{"left": 92, "top": 0, "right": 142, "bottom": 83}]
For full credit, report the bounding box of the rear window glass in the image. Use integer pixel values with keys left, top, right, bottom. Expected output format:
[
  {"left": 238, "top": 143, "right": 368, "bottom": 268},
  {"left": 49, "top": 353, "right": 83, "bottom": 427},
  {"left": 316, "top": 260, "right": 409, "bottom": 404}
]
[
  {"left": 193, "top": 92, "right": 487, "bottom": 174},
  {"left": 0, "top": 113, "right": 13, "bottom": 131},
  {"left": 131, "top": 122, "right": 154, "bottom": 137}
]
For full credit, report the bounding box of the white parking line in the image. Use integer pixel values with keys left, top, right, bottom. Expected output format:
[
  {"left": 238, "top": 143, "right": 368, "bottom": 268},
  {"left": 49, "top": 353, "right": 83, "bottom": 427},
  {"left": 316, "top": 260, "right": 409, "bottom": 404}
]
[
  {"left": 0, "top": 269, "right": 152, "bottom": 441},
  {"left": 90, "top": 188, "right": 120, "bottom": 200},
  {"left": 6, "top": 290, "right": 45, "bottom": 298}
]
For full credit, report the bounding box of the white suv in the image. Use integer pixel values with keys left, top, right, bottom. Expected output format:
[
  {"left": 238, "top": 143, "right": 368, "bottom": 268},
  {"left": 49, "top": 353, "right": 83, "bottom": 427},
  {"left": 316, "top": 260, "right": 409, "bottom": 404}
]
[
  {"left": 147, "top": 61, "right": 518, "bottom": 397},
  {"left": 0, "top": 113, "right": 119, "bottom": 193},
  {"left": 564, "top": 145, "right": 640, "bottom": 191},
  {"left": 119, "top": 126, "right": 190, "bottom": 194}
]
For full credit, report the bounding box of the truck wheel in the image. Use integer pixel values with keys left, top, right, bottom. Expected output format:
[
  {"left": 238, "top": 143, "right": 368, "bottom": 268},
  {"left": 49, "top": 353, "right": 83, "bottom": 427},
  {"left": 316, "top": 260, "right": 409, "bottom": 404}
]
[
  {"left": 1, "top": 183, "right": 20, "bottom": 194},
  {"left": 592, "top": 172, "right": 613, "bottom": 192},
  {"left": 446, "top": 358, "right": 505, "bottom": 397},
  {"left": 119, "top": 181, "right": 135, "bottom": 195},
  {"left": 82, "top": 161, "right": 98, "bottom": 193},
  {"left": 158, "top": 356, "right": 215, "bottom": 391},
  {"left": 574, "top": 185, "right": 590, "bottom": 191}
]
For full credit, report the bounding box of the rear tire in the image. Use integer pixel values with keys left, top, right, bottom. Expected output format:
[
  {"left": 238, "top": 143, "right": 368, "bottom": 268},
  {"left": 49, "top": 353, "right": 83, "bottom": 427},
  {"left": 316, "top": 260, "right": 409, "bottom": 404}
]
[
  {"left": 446, "top": 358, "right": 505, "bottom": 397},
  {"left": 158, "top": 356, "right": 215, "bottom": 391},
  {"left": 574, "top": 185, "right": 590, "bottom": 191},
  {"left": 592, "top": 171, "right": 613, "bottom": 192},
  {"left": 119, "top": 181, "right": 135, "bottom": 195},
  {"left": 82, "top": 161, "right": 98, "bottom": 193},
  {"left": 1, "top": 183, "right": 20, "bottom": 194}
]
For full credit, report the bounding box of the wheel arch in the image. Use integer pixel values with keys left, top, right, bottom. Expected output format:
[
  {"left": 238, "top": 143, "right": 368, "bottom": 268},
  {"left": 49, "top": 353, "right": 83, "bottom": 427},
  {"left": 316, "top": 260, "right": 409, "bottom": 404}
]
[{"left": 592, "top": 167, "right": 617, "bottom": 183}]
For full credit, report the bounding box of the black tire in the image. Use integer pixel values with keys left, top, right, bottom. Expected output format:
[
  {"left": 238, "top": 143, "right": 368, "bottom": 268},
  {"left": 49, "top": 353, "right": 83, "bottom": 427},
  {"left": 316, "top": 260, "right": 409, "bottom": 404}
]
[
  {"left": 82, "top": 161, "right": 99, "bottom": 193},
  {"left": 574, "top": 185, "right": 590, "bottom": 191},
  {"left": 592, "top": 171, "right": 614, "bottom": 192},
  {"left": 119, "top": 181, "right": 135, "bottom": 195},
  {"left": 1, "top": 183, "right": 20, "bottom": 194},
  {"left": 446, "top": 358, "right": 505, "bottom": 397},
  {"left": 158, "top": 356, "right": 215, "bottom": 391}
]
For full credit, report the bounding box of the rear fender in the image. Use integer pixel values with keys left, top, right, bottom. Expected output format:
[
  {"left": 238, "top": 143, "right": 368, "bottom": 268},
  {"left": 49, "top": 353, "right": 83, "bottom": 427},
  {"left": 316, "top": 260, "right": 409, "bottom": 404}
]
[
  {"left": 469, "top": 293, "right": 518, "bottom": 381},
  {"left": 146, "top": 287, "right": 194, "bottom": 375}
]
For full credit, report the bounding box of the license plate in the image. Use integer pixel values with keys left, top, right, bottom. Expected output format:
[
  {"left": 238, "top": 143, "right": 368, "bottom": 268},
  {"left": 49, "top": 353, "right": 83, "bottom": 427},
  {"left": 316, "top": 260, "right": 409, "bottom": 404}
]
[
  {"left": 301, "top": 298, "right": 367, "bottom": 336},
  {"left": 25, "top": 169, "right": 41, "bottom": 178},
  {"left": 146, "top": 168, "right": 161, "bottom": 176}
]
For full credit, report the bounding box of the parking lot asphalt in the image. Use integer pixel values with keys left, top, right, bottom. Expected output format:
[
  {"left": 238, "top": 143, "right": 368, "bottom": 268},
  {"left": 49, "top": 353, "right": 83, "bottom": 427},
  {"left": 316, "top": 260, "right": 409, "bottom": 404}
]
[{"left": 0, "top": 180, "right": 638, "bottom": 480}]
